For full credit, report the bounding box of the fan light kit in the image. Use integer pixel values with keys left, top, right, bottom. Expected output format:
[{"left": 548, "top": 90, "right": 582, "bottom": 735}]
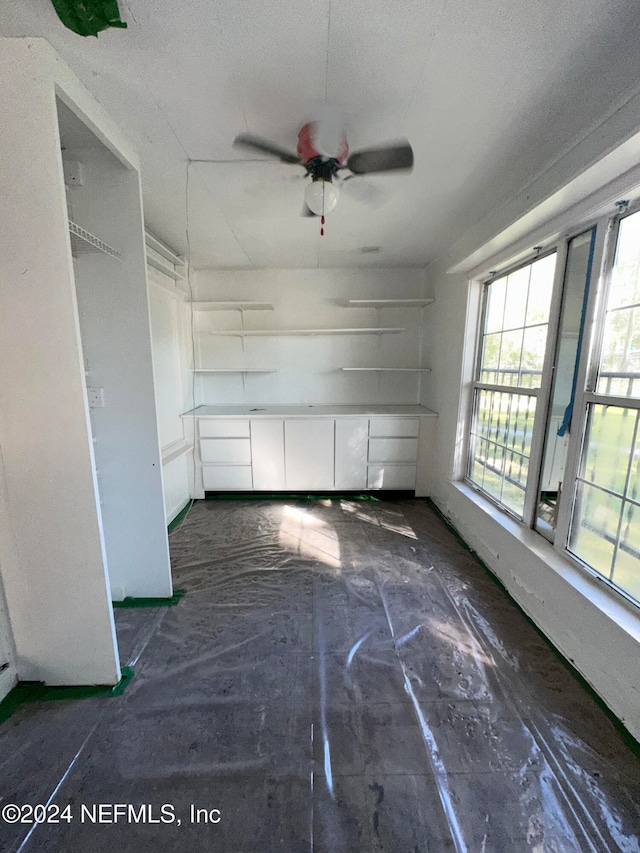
[{"left": 234, "top": 121, "right": 413, "bottom": 236}]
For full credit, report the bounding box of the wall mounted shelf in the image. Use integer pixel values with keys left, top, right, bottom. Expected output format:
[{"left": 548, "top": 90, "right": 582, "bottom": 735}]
[
  {"left": 192, "top": 301, "right": 274, "bottom": 312},
  {"left": 341, "top": 367, "right": 431, "bottom": 372},
  {"left": 192, "top": 368, "right": 278, "bottom": 374},
  {"left": 345, "top": 298, "right": 435, "bottom": 308},
  {"left": 68, "top": 220, "right": 121, "bottom": 261},
  {"left": 208, "top": 328, "right": 406, "bottom": 337}
]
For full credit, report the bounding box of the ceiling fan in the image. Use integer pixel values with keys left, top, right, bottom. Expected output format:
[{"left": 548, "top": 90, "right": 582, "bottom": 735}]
[{"left": 233, "top": 122, "right": 413, "bottom": 229}]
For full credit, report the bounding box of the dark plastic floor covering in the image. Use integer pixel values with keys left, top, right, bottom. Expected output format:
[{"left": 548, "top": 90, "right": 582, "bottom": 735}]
[{"left": 1, "top": 498, "right": 639, "bottom": 852}]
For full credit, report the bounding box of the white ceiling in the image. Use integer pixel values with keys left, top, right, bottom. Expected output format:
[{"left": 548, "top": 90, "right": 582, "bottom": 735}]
[{"left": 2, "top": 0, "right": 640, "bottom": 269}]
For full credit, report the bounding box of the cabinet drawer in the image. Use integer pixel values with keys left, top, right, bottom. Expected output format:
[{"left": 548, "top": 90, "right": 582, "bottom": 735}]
[
  {"left": 200, "top": 438, "right": 251, "bottom": 464},
  {"left": 202, "top": 465, "right": 252, "bottom": 490},
  {"left": 369, "top": 417, "right": 419, "bottom": 437},
  {"left": 199, "top": 419, "right": 250, "bottom": 438},
  {"left": 368, "top": 437, "right": 418, "bottom": 463},
  {"left": 367, "top": 464, "right": 417, "bottom": 490}
]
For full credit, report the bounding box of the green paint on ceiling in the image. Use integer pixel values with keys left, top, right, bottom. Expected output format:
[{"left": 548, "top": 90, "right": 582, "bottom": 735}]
[{"left": 50, "top": 0, "right": 127, "bottom": 37}]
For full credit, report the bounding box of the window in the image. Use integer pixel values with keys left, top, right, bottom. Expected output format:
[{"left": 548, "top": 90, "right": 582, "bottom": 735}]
[
  {"left": 468, "top": 254, "right": 556, "bottom": 516},
  {"left": 466, "top": 204, "right": 640, "bottom": 607},
  {"left": 567, "top": 209, "right": 640, "bottom": 601}
]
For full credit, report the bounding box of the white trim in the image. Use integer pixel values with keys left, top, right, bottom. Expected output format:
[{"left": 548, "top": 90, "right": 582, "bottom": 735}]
[
  {"left": 161, "top": 439, "right": 192, "bottom": 466},
  {"left": 584, "top": 391, "right": 640, "bottom": 409},
  {"left": 447, "top": 119, "right": 640, "bottom": 278},
  {"left": 167, "top": 497, "right": 191, "bottom": 526}
]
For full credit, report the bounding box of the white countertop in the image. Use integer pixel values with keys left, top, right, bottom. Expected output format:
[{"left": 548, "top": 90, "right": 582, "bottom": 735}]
[{"left": 182, "top": 404, "right": 437, "bottom": 418}]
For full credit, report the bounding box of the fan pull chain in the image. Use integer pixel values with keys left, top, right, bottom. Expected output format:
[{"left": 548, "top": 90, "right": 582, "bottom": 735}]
[{"left": 320, "top": 214, "right": 325, "bottom": 237}]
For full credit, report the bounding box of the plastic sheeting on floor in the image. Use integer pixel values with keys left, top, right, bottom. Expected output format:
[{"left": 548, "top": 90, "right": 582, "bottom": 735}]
[{"left": 1, "top": 498, "right": 640, "bottom": 852}]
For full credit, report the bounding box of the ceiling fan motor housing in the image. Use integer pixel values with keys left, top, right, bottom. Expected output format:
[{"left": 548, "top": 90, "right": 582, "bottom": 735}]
[{"left": 297, "top": 122, "right": 348, "bottom": 180}]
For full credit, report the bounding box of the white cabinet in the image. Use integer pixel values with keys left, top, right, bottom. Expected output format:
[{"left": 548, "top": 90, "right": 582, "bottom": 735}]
[
  {"left": 192, "top": 411, "right": 429, "bottom": 494},
  {"left": 200, "top": 438, "right": 251, "bottom": 464},
  {"left": 199, "top": 420, "right": 250, "bottom": 438},
  {"left": 368, "top": 437, "right": 419, "bottom": 463},
  {"left": 367, "top": 417, "right": 419, "bottom": 490},
  {"left": 285, "top": 419, "right": 334, "bottom": 490},
  {"left": 202, "top": 466, "right": 253, "bottom": 490},
  {"left": 369, "top": 417, "right": 419, "bottom": 437},
  {"left": 251, "top": 420, "right": 285, "bottom": 490},
  {"left": 367, "top": 464, "right": 417, "bottom": 490},
  {"left": 335, "top": 419, "right": 368, "bottom": 490}
]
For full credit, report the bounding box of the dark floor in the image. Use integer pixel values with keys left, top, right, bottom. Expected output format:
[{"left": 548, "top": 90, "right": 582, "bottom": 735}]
[{"left": 2, "top": 499, "right": 640, "bottom": 852}]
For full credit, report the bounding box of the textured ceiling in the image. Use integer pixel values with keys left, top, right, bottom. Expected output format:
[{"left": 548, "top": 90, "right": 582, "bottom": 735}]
[{"left": 2, "top": 0, "right": 640, "bottom": 268}]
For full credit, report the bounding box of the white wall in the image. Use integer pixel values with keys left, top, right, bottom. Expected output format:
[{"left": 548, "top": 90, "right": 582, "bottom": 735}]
[
  {"left": 64, "top": 114, "right": 173, "bottom": 601},
  {"left": 193, "top": 268, "right": 430, "bottom": 406},
  {"left": 147, "top": 268, "right": 192, "bottom": 523},
  {"left": 0, "top": 39, "right": 120, "bottom": 685},
  {"left": 419, "top": 94, "right": 640, "bottom": 739}
]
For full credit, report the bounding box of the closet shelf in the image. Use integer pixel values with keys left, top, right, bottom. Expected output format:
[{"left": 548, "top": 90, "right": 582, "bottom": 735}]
[
  {"left": 146, "top": 255, "right": 185, "bottom": 281},
  {"left": 145, "top": 231, "right": 184, "bottom": 266},
  {"left": 341, "top": 367, "right": 431, "bottom": 372},
  {"left": 345, "top": 298, "right": 435, "bottom": 308},
  {"left": 192, "top": 301, "right": 274, "bottom": 312},
  {"left": 207, "top": 328, "right": 406, "bottom": 337},
  {"left": 68, "top": 220, "right": 121, "bottom": 261}
]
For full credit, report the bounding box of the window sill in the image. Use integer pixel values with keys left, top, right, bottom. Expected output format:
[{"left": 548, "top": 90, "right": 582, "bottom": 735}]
[{"left": 448, "top": 480, "right": 640, "bottom": 644}]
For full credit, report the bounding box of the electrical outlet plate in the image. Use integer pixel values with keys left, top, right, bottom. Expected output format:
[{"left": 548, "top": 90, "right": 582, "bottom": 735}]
[
  {"left": 63, "top": 160, "right": 85, "bottom": 187},
  {"left": 87, "top": 387, "right": 105, "bottom": 408}
]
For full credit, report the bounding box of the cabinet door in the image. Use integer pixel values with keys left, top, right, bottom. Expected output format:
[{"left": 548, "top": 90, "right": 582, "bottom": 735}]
[
  {"left": 284, "top": 419, "right": 334, "bottom": 491},
  {"left": 251, "top": 420, "right": 285, "bottom": 490},
  {"left": 335, "top": 419, "right": 368, "bottom": 490}
]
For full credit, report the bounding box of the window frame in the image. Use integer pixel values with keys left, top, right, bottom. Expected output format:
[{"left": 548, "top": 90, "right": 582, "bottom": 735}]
[
  {"left": 466, "top": 246, "right": 566, "bottom": 523},
  {"left": 556, "top": 204, "right": 640, "bottom": 604},
  {"left": 465, "top": 209, "right": 638, "bottom": 575}
]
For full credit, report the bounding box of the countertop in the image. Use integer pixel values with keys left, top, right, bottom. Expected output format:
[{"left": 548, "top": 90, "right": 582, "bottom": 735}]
[{"left": 182, "top": 404, "right": 437, "bottom": 418}]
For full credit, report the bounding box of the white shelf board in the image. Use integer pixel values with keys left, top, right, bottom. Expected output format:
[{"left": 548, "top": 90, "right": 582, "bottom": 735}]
[
  {"left": 68, "top": 220, "right": 121, "bottom": 261},
  {"left": 208, "top": 328, "right": 406, "bottom": 337},
  {"left": 342, "top": 367, "right": 431, "bottom": 371},
  {"left": 192, "top": 301, "right": 274, "bottom": 311},
  {"left": 146, "top": 254, "right": 185, "bottom": 281},
  {"left": 345, "top": 298, "right": 435, "bottom": 308},
  {"left": 192, "top": 368, "right": 278, "bottom": 373},
  {"left": 145, "top": 231, "right": 184, "bottom": 266}
]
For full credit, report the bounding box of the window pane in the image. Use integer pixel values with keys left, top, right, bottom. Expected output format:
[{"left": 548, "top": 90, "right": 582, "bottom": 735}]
[
  {"left": 479, "top": 254, "right": 555, "bottom": 388},
  {"left": 580, "top": 405, "right": 637, "bottom": 498},
  {"left": 613, "top": 502, "right": 640, "bottom": 600},
  {"left": 526, "top": 254, "right": 556, "bottom": 325},
  {"left": 485, "top": 277, "right": 506, "bottom": 333},
  {"left": 569, "top": 481, "right": 620, "bottom": 579},
  {"left": 469, "top": 389, "right": 535, "bottom": 517},
  {"left": 480, "top": 332, "right": 500, "bottom": 383},
  {"left": 521, "top": 325, "right": 547, "bottom": 388},
  {"left": 569, "top": 402, "right": 640, "bottom": 603},
  {"left": 472, "top": 252, "right": 556, "bottom": 516},
  {"left": 597, "top": 210, "right": 640, "bottom": 398},
  {"left": 503, "top": 267, "right": 529, "bottom": 330},
  {"left": 498, "top": 329, "right": 524, "bottom": 384}
]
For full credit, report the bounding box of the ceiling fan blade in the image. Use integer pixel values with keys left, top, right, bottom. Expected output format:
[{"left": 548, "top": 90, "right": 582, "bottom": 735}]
[
  {"left": 346, "top": 141, "right": 414, "bottom": 175},
  {"left": 233, "top": 133, "right": 301, "bottom": 164},
  {"left": 301, "top": 202, "right": 317, "bottom": 217}
]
